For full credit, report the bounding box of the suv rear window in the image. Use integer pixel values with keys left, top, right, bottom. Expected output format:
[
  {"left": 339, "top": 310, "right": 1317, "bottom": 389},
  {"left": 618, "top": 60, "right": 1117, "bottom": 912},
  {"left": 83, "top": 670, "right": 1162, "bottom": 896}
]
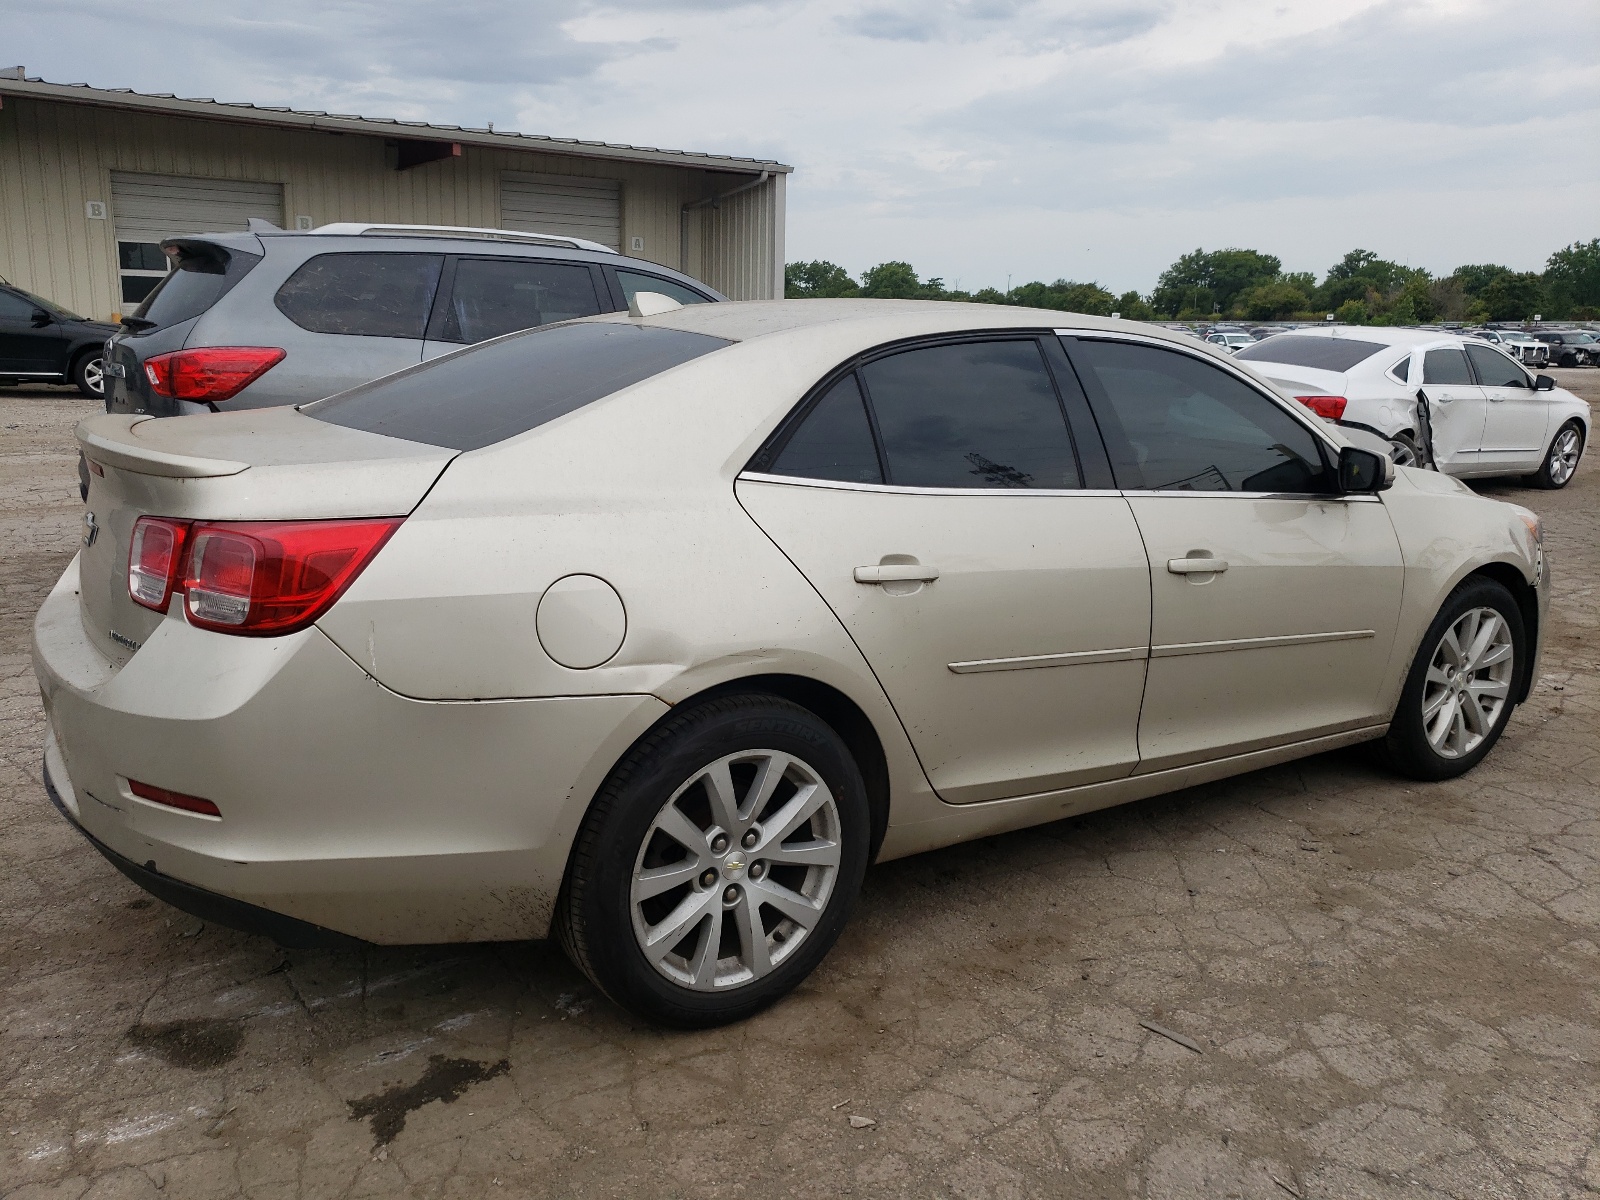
[
  {"left": 131, "top": 241, "right": 262, "bottom": 331},
  {"left": 1235, "top": 335, "right": 1388, "bottom": 372},
  {"left": 306, "top": 321, "right": 731, "bottom": 451},
  {"left": 275, "top": 252, "right": 444, "bottom": 338}
]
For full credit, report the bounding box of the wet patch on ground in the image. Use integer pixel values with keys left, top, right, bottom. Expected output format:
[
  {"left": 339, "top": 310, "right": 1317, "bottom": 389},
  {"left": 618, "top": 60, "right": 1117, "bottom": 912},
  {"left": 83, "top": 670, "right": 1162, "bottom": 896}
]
[
  {"left": 126, "top": 1018, "right": 245, "bottom": 1070},
  {"left": 348, "top": 1054, "right": 512, "bottom": 1145}
]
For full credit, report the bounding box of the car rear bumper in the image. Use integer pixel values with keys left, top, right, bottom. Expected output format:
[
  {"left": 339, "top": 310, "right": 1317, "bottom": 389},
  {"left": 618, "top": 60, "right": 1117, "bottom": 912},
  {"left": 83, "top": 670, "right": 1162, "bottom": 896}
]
[{"left": 33, "top": 554, "right": 669, "bottom": 944}]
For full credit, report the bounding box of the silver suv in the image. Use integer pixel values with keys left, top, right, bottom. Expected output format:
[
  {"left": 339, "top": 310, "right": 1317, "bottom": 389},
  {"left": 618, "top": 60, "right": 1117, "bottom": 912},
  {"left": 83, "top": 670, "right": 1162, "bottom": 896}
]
[{"left": 103, "top": 222, "right": 723, "bottom": 418}]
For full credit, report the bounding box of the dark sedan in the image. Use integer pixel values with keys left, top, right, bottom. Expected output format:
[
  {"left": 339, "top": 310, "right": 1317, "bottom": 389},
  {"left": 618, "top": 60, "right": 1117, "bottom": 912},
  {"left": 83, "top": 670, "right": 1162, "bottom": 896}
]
[{"left": 0, "top": 282, "right": 117, "bottom": 396}]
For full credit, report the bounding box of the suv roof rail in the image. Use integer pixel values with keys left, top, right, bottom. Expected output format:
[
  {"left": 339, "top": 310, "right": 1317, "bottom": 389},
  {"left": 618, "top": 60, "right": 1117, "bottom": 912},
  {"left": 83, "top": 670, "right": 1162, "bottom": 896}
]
[{"left": 306, "top": 222, "right": 616, "bottom": 254}]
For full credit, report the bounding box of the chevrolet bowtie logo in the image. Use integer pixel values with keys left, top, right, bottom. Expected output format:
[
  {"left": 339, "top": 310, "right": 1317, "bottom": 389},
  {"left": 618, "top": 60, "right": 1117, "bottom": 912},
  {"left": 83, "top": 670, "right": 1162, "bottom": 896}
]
[{"left": 81, "top": 511, "right": 99, "bottom": 548}]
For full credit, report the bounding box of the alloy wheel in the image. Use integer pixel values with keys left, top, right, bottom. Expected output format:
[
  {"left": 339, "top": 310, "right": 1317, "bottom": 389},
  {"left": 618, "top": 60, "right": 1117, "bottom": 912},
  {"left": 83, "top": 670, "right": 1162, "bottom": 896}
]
[
  {"left": 1421, "top": 607, "right": 1515, "bottom": 759},
  {"left": 1548, "top": 427, "right": 1581, "bottom": 486},
  {"left": 630, "top": 750, "right": 842, "bottom": 991},
  {"left": 83, "top": 356, "right": 105, "bottom": 396},
  {"left": 1389, "top": 438, "right": 1419, "bottom": 468}
]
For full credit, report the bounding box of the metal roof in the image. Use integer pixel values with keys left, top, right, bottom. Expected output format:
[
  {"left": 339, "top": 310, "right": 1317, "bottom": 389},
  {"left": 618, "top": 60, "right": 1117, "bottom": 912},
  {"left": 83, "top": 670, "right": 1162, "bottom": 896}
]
[{"left": 0, "top": 73, "right": 792, "bottom": 176}]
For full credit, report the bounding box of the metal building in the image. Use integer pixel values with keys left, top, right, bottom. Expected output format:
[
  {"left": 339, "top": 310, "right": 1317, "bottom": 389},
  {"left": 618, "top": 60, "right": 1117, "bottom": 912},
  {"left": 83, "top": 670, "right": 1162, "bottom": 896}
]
[{"left": 0, "top": 70, "right": 790, "bottom": 321}]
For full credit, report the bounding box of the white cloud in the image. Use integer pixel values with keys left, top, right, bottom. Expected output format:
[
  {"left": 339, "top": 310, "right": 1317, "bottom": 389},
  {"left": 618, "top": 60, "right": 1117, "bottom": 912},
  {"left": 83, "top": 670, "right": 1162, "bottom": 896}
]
[{"left": 3, "top": 0, "right": 1596, "bottom": 291}]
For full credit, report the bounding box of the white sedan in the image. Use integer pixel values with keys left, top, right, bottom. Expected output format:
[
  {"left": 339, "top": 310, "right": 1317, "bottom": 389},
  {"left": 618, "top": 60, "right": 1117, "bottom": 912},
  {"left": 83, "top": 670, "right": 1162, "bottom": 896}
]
[
  {"left": 1236, "top": 327, "right": 1590, "bottom": 485},
  {"left": 36, "top": 300, "right": 1549, "bottom": 1025}
]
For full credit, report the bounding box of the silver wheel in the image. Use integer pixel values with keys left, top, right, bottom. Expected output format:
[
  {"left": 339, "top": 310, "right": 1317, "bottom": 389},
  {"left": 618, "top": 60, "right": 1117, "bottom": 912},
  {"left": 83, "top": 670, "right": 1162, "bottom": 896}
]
[
  {"left": 1421, "top": 607, "right": 1515, "bottom": 759},
  {"left": 80, "top": 355, "right": 105, "bottom": 396},
  {"left": 1547, "top": 426, "right": 1581, "bottom": 486},
  {"left": 1389, "top": 435, "right": 1420, "bottom": 468},
  {"left": 630, "top": 750, "right": 842, "bottom": 992}
]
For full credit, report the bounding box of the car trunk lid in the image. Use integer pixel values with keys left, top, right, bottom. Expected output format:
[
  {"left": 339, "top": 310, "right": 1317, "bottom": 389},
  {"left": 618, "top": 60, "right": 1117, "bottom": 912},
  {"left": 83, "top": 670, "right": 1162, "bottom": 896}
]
[{"left": 76, "top": 407, "right": 455, "bottom": 666}]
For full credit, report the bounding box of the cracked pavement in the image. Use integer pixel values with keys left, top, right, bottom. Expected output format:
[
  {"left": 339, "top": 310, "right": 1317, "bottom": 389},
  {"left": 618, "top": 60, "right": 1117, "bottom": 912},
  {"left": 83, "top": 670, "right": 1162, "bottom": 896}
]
[{"left": 2, "top": 373, "right": 1598, "bottom": 1199}]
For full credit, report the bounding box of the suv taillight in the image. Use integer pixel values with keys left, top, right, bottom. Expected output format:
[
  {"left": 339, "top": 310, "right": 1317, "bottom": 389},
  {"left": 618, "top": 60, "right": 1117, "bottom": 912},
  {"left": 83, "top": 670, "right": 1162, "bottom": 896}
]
[
  {"left": 1295, "top": 395, "right": 1348, "bottom": 420},
  {"left": 127, "top": 517, "right": 402, "bottom": 636},
  {"left": 144, "top": 347, "right": 285, "bottom": 402}
]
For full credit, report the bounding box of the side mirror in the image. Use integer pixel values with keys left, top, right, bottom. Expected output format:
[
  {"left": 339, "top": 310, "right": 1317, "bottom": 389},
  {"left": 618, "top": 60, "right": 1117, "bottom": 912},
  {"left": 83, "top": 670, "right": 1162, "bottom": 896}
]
[
  {"left": 1339, "top": 445, "right": 1393, "bottom": 493},
  {"left": 30, "top": 308, "right": 52, "bottom": 327},
  {"left": 1534, "top": 374, "right": 1555, "bottom": 392}
]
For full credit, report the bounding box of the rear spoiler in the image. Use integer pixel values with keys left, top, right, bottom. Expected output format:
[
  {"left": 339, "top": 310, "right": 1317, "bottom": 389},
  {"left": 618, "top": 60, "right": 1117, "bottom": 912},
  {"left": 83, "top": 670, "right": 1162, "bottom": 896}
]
[{"left": 78, "top": 415, "right": 248, "bottom": 479}]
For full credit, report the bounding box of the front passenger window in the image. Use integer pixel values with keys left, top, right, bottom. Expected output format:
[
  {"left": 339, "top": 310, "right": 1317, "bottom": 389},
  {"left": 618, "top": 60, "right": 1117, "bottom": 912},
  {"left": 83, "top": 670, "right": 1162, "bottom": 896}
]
[
  {"left": 1464, "top": 343, "right": 1530, "bottom": 388},
  {"left": 1071, "top": 339, "right": 1332, "bottom": 493}
]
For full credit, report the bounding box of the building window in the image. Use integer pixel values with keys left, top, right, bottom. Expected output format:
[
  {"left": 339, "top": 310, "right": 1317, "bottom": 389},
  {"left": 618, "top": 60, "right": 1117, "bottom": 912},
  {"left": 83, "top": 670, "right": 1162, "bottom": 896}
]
[{"left": 119, "top": 241, "right": 170, "bottom": 304}]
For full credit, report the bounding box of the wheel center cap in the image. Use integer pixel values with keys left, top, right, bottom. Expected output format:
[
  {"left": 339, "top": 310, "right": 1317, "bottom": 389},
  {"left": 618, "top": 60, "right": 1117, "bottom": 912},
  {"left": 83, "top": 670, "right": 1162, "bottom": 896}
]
[{"left": 722, "top": 855, "right": 746, "bottom": 880}]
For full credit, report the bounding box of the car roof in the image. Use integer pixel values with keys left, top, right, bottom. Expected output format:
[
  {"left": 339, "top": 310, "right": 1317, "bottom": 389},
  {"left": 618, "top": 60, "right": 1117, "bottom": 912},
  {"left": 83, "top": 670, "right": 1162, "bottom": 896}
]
[{"left": 600, "top": 298, "right": 1201, "bottom": 348}]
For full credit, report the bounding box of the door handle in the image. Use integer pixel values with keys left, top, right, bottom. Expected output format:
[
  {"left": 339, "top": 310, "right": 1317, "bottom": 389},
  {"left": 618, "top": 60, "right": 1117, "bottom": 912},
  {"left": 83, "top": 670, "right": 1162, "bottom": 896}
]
[
  {"left": 1167, "top": 557, "right": 1228, "bottom": 575},
  {"left": 854, "top": 564, "right": 940, "bottom": 584}
]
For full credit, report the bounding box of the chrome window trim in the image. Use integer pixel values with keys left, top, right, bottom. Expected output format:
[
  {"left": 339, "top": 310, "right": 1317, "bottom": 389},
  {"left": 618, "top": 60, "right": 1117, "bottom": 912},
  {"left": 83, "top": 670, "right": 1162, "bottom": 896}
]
[
  {"left": 738, "top": 471, "right": 1377, "bottom": 502},
  {"left": 1053, "top": 326, "right": 1348, "bottom": 457},
  {"left": 737, "top": 471, "right": 1120, "bottom": 498}
]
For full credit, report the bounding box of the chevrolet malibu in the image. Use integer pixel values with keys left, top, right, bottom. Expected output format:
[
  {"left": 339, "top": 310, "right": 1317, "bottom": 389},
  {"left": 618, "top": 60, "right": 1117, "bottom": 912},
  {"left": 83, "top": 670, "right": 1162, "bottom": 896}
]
[{"left": 35, "top": 299, "right": 1549, "bottom": 1026}]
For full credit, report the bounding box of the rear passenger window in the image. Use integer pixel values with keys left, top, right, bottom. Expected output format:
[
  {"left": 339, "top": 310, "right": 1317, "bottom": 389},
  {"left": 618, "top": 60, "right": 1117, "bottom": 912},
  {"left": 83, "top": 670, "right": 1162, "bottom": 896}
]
[
  {"left": 275, "top": 253, "right": 443, "bottom": 338},
  {"left": 856, "top": 340, "right": 1079, "bottom": 489},
  {"left": 769, "top": 374, "right": 883, "bottom": 484},
  {"left": 616, "top": 270, "right": 711, "bottom": 306},
  {"left": 1389, "top": 355, "right": 1411, "bottom": 383},
  {"left": 1071, "top": 339, "right": 1331, "bottom": 493},
  {"left": 440, "top": 259, "right": 603, "bottom": 343},
  {"left": 1422, "top": 348, "right": 1472, "bottom": 385}
]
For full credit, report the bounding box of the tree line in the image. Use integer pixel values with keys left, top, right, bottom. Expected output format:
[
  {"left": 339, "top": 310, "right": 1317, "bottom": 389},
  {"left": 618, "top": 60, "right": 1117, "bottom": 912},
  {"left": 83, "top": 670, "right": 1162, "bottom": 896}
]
[{"left": 785, "top": 238, "right": 1600, "bottom": 325}]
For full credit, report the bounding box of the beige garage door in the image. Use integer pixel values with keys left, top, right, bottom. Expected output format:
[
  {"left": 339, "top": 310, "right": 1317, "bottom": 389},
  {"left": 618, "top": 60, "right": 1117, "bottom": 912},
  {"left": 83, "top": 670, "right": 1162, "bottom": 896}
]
[
  {"left": 500, "top": 172, "right": 620, "bottom": 250},
  {"left": 110, "top": 172, "right": 286, "bottom": 305}
]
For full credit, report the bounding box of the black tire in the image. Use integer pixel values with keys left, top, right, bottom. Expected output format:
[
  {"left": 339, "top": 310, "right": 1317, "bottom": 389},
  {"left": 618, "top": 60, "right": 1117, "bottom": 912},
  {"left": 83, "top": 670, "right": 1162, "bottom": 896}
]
[
  {"left": 1529, "top": 419, "right": 1584, "bottom": 490},
  {"left": 1379, "top": 578, "right": 1526, "bottom": 781},
  {"left": 556, "top": 693, "right": 870, "bottom": 1028},
  {"left": 1389, "top": 431, "right": 1424, "bottom": 469},
  {"left": 1558, "top": 353, "right": 1578, "bottom": 369},
  {"left": 71, "top": 350, "right": 105, "bottom": 399}
]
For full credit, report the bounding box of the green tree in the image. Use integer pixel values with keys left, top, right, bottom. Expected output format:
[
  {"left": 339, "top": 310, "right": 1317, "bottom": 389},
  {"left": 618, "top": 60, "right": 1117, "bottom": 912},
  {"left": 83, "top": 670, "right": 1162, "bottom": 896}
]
[
  {"left": 859, "top": 261, "right": 947, "bottom": 299},
  {"left": 1479, "top": 272, "right": 1545, "bottom": 321},
  {"left": 1543, "top": 238, "right": 1600, "bottom": 316},
  {"left": 969, "top": 287, "right": 1008, "bottom": 304},
  {"left": 1334, "top": 298, "right": 1369, "bottom": 325},
  {"left": 1151, "top": 248, "right": 1281, "bottom": 317},
  {"left": 785, "top": 260, "right": 859, "bottom": 298},
  {"left": 1240, "top": 281, "right": 1308, "bottom": 320},
  {"left": 1450, "top": 263, "right": 1513, "bottom": 298},
  {"left": 1008, "top": 279, "right": 1116, "bottom": 314},
  {"left": 1115, "top": 290, "right": 1155, "bottom": 320},
  {"left": 1315, "top": 249, "right": 1420, "bottom": 312}
]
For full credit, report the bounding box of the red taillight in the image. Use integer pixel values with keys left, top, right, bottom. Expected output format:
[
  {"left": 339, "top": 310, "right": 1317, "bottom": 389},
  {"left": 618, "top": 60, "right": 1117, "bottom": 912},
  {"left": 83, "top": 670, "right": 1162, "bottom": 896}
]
[
  {"left": 181, "top": 518, "right": 403, "bottom": 635},
  {"left": 143, "top": 347, "right": 285, "bottom": 402},
  {"left": 128, "top": 779, "right": 221, "bottom": 818},
  {"left": 128, "top": 516, "right": 189, "bottom": 612},
  {"left": 1295, "top": 395, "right": 1348, "bottom": 420}
]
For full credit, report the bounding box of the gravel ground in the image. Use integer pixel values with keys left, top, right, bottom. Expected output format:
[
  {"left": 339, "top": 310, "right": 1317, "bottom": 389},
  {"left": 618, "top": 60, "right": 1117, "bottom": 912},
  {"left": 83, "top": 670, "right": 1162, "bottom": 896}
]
[{"left": 2, "top": 373, "right": 1597, "bottom": 1200}]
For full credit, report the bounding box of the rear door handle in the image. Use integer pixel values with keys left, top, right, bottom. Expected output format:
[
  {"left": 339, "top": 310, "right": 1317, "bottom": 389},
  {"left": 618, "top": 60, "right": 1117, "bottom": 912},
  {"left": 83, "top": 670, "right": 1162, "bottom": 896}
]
[
  {"left": 854, "top": 564, "right": 940, "bottom": 584},
  {"left": 1167, "top": 557, "right": 1228, "bottom": 575}
]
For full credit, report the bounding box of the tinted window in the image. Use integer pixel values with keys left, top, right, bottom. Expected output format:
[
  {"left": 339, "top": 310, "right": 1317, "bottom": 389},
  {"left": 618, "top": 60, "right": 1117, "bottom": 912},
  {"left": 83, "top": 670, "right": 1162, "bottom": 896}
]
[
  {"left": 0, "top": 290, "right": 38, "bottom": 320},
  {"left": 1465, "top": 343, "right": 1529, "bottom": 388},
  {"left": 1236, "top": 335, "right": 1388, "bottom": 372},
  {"left": 1422, "top": 348, "right": 1473, "bottom": 385},
  {"left": 1073, "top": 340, "right": 1331, "bottom": 493},
  {"left": 860, "top": 340, "right": 1079, "bottom": 489},
  {"left": 275, "top": 253, "right": 443, "bottom": 338},
  {"left": 441, "top": 259, "right": 603, "bottom": 344},
  {"left": 769, "top": 374, "right": 883, "bottom": 484},
  {"left": 132, "top": 244, "right": 262, "bottom": 330},
  {"left": 307, "top": 321, "right": 730, "bottom": 451},
  {"left": 616, "top": 270, "right": 711, "bottom": 306},
  {"left": 1389, "top": 355, "right": 1412, "bottom": 383}
]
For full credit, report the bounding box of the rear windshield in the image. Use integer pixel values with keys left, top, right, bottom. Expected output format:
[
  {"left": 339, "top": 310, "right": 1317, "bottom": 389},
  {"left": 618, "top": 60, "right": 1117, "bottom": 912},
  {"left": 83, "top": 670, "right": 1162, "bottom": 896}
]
[
  {"left": 306, "top": 320, "right": 732, "bottom": 451},
  {"left": 132, "top": 242, "right": 262, "bottom": 331},
  {"left": 1235, "top": 335, "right": 1388, "bottom": 372}
]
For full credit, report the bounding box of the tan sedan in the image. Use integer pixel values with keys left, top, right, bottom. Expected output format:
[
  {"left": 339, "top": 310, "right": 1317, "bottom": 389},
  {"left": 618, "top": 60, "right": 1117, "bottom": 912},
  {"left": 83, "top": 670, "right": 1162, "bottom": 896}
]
[{"left": 35, "top": 299, "right": 1550, "bottom": 1025}]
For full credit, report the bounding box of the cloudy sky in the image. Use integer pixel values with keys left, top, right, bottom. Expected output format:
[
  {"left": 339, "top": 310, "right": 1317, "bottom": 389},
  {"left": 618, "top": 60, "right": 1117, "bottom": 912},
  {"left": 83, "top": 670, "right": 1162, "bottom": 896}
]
[{"left": 5, "top": 0, "right": 1597, "bottom": 292}]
